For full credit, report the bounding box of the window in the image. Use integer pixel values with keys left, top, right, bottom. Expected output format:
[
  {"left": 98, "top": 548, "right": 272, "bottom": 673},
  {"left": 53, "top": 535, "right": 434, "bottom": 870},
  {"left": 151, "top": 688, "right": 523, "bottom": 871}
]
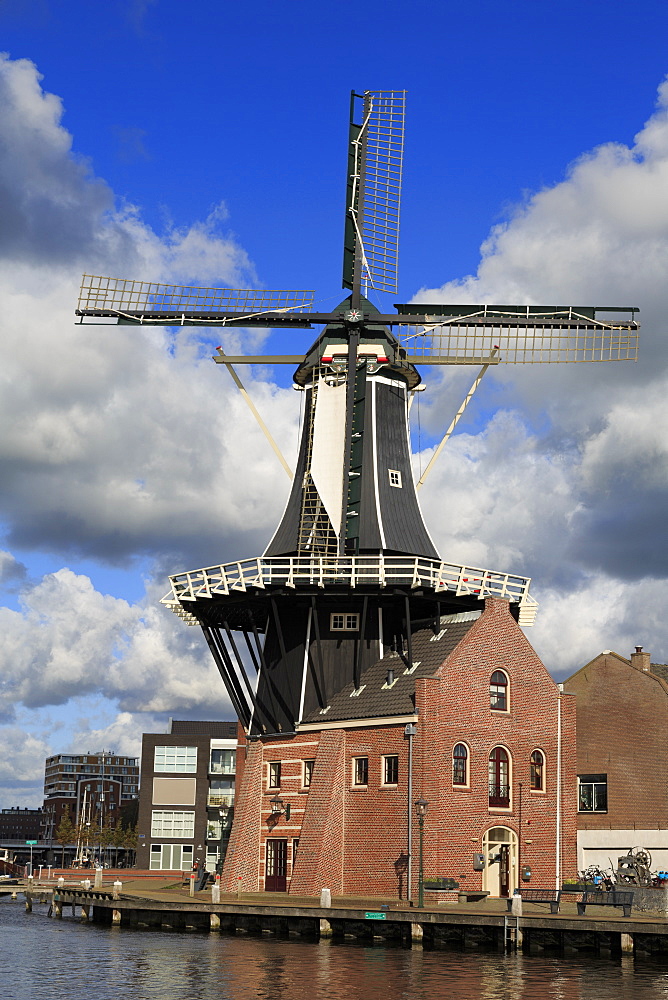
[
  {"left": 530, "top": 750, "right": 545, "bottom": 791},
  {"left": 151, "top": 810, "right": 195, "bottom": 838},
  {"left": 453, "top": 743, "right": 469, "bottom": 786},
  {"left": 383, "top": 755, "right": 399, "bottom": 785},
  {"left": 303, "top": 759, "right": 315, "bottom": 788},
  {"left": 388, "top": 469, "right": 402, "bottom": 488},
  {"left": 490, "top": 671, "right": 509, "bottom": 712},
  {"left": 268, "top": 762, "right": 281, "bottom": 789},
  {"left": 578, "top": 774, "right": 608, "bottom": 813},
  {"left": 330, "top": 613, "right": 360, "bottom": 632},
  {"left": 353, "top": 757, "right": 368, "bottom": 786},
  {"left": 154, "top": 746, "right": 197, "bottom": 773},
  {"left": 210, "top": 749, "right": 235, "bottom": 774},
  {"left": 150, "top": 843, "right": 193, "bottom": 871},
  {"left": 489, "top": 747, "right": 510, "bottom": 808}
]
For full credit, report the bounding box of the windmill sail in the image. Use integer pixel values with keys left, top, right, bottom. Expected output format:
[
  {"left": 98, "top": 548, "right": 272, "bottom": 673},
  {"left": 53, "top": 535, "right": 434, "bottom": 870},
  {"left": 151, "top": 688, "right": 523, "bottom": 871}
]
[{"left": 342, "top": 90, "right": 406, "bottom": 299}]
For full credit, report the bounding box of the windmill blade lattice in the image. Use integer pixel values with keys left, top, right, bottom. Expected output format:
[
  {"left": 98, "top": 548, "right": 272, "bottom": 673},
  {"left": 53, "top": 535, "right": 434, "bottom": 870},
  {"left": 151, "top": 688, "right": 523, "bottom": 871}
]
[
  {"left": 77, "top": 274, "right": 315, "bottom": 323},
  {"left": 343, "top": 90, "right": 406, "bottom": 297}
]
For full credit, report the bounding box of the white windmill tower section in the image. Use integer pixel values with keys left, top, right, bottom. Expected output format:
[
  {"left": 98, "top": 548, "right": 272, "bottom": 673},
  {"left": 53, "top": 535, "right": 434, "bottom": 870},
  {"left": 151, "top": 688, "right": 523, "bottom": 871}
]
[{"left": 310, "top": 377, "right": 347, "bottom": 536}]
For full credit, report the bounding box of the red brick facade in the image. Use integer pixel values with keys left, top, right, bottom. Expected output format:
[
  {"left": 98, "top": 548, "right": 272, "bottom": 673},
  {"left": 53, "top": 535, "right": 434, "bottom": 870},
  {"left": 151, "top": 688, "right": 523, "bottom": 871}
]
[{"left": 222, "top": 597, "right": 577, "bottom": 896}]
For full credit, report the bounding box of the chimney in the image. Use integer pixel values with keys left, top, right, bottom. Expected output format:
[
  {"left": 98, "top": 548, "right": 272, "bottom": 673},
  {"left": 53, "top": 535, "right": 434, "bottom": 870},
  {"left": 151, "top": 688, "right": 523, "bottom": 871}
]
[{"left": 630, "top": 646, "right": 651, "bottom": 672}]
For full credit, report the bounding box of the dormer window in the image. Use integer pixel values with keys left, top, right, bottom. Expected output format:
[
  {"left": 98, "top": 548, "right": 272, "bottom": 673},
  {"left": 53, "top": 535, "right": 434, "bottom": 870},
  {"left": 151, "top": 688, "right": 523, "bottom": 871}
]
[{"left": 388, "top": 469, "right": 402, "bottom": 488}]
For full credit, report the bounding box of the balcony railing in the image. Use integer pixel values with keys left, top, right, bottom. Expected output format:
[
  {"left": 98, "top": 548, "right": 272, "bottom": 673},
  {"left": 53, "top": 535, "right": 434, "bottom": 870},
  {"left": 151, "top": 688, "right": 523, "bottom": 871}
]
[
  {"left": 209, "top": 763, "right": 235, "bottom": 776},
  {"left": 207, "top": 793, "right": 234, "bottom": 809},
  {"left": 162, "top": 554, "right": 537, "bottom": 626},
  {"left": 488, "top": 784, "right": 510, "bottom": 808}
]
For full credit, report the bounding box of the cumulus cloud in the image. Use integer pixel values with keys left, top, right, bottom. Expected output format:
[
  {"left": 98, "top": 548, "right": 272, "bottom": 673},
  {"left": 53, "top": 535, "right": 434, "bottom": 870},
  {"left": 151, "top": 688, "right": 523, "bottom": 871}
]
[
  {"left": 0, "top": 568, "right": 231, "bottom": 717},
  {"left": 3, "top": 56, "right": 668, "bottom": 805},
  {"left": 0, "top": 53, "right": 298, "bottom": 573},
  {"left": 413, "top": 76, "right": 668, "bottom": 671}
]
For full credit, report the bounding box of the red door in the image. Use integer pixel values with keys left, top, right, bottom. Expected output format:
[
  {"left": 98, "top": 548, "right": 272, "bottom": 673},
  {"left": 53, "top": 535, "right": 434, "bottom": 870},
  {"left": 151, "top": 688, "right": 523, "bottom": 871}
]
[{"left": 265, "top": 839, "right": 287, "bottom": 892}]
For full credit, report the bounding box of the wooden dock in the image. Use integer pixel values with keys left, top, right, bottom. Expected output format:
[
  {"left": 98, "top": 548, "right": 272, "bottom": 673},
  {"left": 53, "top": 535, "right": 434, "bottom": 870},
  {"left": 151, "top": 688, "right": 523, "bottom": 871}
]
[{"left": 14, "top": 878, "right": 668, "bottom": 959}]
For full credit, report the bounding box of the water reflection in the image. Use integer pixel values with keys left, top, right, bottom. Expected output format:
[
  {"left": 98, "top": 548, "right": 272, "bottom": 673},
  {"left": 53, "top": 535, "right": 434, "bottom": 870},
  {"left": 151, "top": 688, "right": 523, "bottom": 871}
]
[{"left": 3, "top": 897, "right": 668, "bottom": 1000}]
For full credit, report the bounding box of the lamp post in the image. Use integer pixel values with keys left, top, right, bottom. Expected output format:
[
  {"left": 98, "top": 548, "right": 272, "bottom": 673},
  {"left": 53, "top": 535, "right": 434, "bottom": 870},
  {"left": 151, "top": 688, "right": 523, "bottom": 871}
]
[
  {"left": 415, "top": 797, "right": 429, "bottom": 908},
  {"left": 217, "top": 803, "right": 230, "bottom": 876}
]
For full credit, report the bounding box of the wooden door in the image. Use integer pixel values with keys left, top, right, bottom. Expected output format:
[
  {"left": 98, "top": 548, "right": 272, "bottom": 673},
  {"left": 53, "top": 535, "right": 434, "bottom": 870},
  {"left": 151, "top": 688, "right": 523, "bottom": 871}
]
[
  {"left": 265, "top": 838, "right": 287, "bottom": 892},
  {"left": 499, "top": 844, "right": 510, "bottom": 898}
]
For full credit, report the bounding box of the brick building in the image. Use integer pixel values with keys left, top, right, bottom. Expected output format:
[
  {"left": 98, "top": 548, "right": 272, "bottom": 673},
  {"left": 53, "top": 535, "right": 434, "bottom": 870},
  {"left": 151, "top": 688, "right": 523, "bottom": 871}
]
[
  {"left": 42, "top": 751, "right": 139, "bottom": 841},
  {"left": 222, "top": 597, "right": 577, "bottom": 898},
  {"left": 0, "top": 807, "right": 44, "bottom": 843},
  {"left": 563, "top": 646, "right": 668, "bottom": 871},
  {"left": 136, "top": 720, "right": 237, "bottom": 872}
]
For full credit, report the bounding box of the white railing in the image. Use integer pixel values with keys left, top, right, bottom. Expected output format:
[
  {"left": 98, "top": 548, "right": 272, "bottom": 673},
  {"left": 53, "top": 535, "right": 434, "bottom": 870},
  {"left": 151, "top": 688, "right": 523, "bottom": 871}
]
[{"left": 161, "top": 553, "right": 537, "bottom": 625}]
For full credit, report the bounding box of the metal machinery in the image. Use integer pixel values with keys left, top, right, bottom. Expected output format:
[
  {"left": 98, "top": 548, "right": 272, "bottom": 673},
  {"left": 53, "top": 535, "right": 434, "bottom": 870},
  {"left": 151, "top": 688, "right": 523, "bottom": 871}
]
[{"left": 76, "top": 91, "right": 639, "bottom": 737}]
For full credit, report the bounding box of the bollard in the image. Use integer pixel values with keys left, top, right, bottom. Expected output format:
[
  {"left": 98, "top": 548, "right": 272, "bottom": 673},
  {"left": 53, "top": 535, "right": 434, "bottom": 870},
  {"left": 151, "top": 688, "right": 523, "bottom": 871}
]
[
  {"left": 94, "top": 867, "right": 103, "bottom": 889},
  {"left": 211, "top": 883, "right": 220, "bottom": 904},
  {"left": 320, "top": 887, "right": 331, "bottom": 908},
  {"left": 189, "top": 873, "right": 196, "bottom": 897},
  {"left": 57, "top": 877, "right": 65, "bottom": 890},
  {"left": 113, "top": 880, "right": 122, "bottom": 900},
  {"left": 82, "top": 879, "right": 91, "bottom": 891},
  {"left": 511, "top": 893, "right": 522, "bottom": 916},
  {"left": 237, "top": 876, "right": 242, "bottom": 899}
]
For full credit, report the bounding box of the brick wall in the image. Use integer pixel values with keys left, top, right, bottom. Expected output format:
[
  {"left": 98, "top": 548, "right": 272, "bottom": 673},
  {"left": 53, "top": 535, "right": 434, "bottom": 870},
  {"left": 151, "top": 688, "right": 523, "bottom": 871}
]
[
  {"left": 222, "top": 597, "right": 576, "bottom": 896},
  {"left": 564, "top": 650, "right": 668, "bottom": 831}
]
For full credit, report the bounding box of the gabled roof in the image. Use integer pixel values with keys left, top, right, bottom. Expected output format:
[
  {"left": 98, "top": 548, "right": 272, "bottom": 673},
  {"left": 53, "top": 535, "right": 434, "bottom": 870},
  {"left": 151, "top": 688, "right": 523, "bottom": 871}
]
[{"left": 301, "top": 611, "right": 480, "bottom": 725}]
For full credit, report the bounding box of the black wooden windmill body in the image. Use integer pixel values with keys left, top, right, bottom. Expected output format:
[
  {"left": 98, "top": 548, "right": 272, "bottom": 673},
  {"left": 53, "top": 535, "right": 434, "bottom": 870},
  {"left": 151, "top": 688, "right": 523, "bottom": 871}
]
[{"left": 76, "top": 90, "right": 639, "bottom": 736}]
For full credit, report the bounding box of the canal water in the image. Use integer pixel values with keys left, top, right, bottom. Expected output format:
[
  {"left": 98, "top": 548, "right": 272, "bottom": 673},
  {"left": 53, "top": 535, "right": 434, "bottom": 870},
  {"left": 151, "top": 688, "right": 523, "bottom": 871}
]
[{"left": 3, "top": 896, "right": 668, "bottom": 1000}]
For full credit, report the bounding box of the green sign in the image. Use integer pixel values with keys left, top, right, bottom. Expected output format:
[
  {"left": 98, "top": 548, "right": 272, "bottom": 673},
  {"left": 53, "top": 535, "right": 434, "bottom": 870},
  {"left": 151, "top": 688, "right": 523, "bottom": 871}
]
[
  {"left": 364, "top": 911, "right": 386, "bottom": 920},
  {"left": 26, "top": 840, "right": 37, "bottom": 845}
]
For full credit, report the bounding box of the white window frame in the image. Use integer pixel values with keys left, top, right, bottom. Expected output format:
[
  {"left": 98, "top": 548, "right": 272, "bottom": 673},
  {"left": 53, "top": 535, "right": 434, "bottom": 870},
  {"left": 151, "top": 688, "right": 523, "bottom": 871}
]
[
  {"left": 154, "top": 745, "right": 198, "bottom": 773},
  {"left": 268, "top": 761, "right": 281, "bottom": 789},
  {"left": 382, "top": 754, "right": 399, "bottom": 786},
  {"left": 303, "top": 759, "right": 315, "bottom": 788},
  {"left": 352, "top": 756, "right": 368, "bottom": 787},
  {"left": 388, "top": 469, "right": 402, "bottom": 488},
  {"left": 151, "top": 809, "right": 195, "bottom": 838},
  {"left": 330, "top": 613, "right": 360, "bottom": 632}
]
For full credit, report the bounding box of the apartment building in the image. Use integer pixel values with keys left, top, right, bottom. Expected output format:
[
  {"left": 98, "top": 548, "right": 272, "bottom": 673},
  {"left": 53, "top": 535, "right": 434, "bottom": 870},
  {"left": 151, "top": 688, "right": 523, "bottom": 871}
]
[{"left": 136, "top": 720, "right": 237, "bottom": 872}]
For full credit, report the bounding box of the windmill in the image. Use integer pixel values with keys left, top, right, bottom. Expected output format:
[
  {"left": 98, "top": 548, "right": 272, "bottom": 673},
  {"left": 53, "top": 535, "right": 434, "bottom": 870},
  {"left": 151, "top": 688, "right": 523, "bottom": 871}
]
[{"left": 76, "top": 90, "right": 639, "bottom": 737}]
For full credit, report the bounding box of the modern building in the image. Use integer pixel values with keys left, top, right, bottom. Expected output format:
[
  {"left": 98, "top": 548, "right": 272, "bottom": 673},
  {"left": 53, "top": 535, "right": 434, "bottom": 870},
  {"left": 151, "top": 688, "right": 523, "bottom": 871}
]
[
  {"left": 136, "top": 720, "right": 237, "bottom": 872},
  {"left": 563, "top": 646, "right": 668, "bottom": 871},
  {"left": 41, "top": 751, "right": 139, "bottom": 841},
  {"left": 220, "top": 597, "right": 577, "bottom": 897}
]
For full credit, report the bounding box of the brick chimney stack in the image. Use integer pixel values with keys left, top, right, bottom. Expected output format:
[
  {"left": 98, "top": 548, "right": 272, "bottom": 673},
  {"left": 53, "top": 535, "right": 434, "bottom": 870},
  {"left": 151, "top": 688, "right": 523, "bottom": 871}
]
[{"left": 630, "top": 646, "right": 651, "bottom": 672}]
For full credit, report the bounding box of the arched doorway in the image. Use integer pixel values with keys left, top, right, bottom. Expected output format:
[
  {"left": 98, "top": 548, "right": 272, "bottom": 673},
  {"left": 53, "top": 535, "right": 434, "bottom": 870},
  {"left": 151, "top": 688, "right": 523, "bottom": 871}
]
[{"left": 482, "top": 826, "right": 518, "bottom": 898}]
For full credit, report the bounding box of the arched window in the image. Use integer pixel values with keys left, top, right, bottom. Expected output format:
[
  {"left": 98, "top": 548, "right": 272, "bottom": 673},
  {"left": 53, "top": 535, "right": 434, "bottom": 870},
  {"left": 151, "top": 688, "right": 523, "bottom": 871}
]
[
  {"left": 530, "top": 750, "right": 545, "bottom": 791},
  {"left": 489, "top": 747, "right": 510, "bottom": 807},
  {"left": 490, "top": 670, "right": 509, "bottom": 711},
  {"left": 453, "top": 743, "right": 469, "bottom": 786}
]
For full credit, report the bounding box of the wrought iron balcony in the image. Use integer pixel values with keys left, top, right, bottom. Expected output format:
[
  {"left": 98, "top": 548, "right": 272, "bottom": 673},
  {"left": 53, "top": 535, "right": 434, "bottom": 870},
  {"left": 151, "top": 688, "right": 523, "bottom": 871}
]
[{"left": 488, "top": 784, "right": 510, "bottom": 808}]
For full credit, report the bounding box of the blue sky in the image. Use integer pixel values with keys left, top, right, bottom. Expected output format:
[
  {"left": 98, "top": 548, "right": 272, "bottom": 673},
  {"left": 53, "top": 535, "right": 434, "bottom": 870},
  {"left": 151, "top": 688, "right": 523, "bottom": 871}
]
[{"left": 1, "top": 0, "right": 668, "bottom": 807}]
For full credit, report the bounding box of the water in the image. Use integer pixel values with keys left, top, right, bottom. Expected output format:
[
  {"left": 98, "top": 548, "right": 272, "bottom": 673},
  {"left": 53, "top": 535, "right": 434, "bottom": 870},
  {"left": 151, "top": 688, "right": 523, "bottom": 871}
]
[{"left": 3, "top": 896, "right": 668, "bottom": 1000}]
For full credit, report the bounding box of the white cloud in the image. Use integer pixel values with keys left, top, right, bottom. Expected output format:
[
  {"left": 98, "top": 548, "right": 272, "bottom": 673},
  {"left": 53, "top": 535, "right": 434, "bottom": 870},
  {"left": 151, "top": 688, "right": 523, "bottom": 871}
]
[
  {"left": 3, "top": 56, "right": 668, "bottom": 808},
  {"left": 0, "top": 568, "right": 232, "bottom": 717},
  {"left": 412, "top": 76, "right": 668, "bottom": 669}
]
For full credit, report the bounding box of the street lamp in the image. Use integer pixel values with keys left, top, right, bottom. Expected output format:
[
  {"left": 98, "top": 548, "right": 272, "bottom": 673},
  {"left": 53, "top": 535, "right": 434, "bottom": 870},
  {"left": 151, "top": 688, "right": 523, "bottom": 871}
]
[
  {"left": 217, "top": 803, "right": 230, "bottom": 876},
  {"left": 415, "top": 798, "right": 429, "bottom": 908}
]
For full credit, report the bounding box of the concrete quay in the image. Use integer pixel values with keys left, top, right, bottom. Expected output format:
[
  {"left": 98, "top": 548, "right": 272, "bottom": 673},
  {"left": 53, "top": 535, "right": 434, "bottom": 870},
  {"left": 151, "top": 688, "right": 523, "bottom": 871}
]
[{"left": 15, "top": 875, "right": 668, "bottom": 959}]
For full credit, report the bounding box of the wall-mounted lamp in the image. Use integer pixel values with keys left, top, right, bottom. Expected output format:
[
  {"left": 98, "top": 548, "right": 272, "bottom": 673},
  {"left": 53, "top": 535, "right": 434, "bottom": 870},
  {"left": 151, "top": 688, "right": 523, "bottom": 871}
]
[{"left": 269, "top": 795, "right": 291, "bottom": 820}]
